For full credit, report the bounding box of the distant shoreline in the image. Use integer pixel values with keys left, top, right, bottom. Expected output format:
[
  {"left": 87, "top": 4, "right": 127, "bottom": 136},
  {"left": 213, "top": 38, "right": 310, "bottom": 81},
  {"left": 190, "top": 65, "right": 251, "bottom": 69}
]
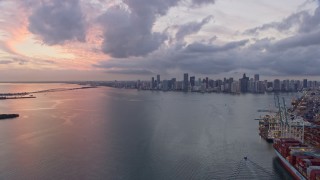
[{"left": 0, "top": 86, "right": 97, "bottom": 98}]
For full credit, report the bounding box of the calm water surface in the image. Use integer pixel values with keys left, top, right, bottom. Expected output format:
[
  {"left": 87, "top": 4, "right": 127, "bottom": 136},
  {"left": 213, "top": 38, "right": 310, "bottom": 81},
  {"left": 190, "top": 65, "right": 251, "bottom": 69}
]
[{"left": 0, "top": 83, "right": 296, "bottom": 179}]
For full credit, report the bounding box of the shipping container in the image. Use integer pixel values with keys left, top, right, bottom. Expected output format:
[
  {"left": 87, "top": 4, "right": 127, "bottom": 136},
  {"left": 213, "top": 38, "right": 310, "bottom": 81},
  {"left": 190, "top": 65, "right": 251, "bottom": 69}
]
[{"left": 307, "top": 166, "right": 320, "bottom": 178}]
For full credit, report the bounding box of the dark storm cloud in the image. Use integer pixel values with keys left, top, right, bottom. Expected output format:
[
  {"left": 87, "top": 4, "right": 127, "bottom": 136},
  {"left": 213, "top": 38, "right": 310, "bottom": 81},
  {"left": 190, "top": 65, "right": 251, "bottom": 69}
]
[
  {"left": 245, "top": 3, "right": 320, "bottom": 34},
  {"left": 98, "top": 5, "right": 168, "bottom": 58},
  {"left": 271, "top": 29, "right": 320, "bottom": 51},
  {"left": 175, "top": 15, "right": 213, "bottom": 41},
  {"left": 95, "top": 39, "right": 248, "bottom": 75},
  {"left": 98, "top": 0, "right": 216, "bottom": 58},
  {"left": 168, "top": 50, "right": 238, "bottom": 74},
  {"left": 244, "top": 45, "right": 320, "bottom": 76},
  {"left": 191, "top": 0, "right": 216, "bottom": 6},
  {"left": 95, "top": 0, "right": 320, "bottom": 75},
  {"left": 28, "top": 0, "right": 86, "bottom": 45},
  {"left": 185, "top": 40, "right": 248, "bottom": 53},
  {"left": 244, "top": 11, "right": 308, "bottom": 34},
  {"left": 98, "top": 0, "right": 181, "bottom": 58},
  {"left": 299, "top": 6, "right": 320, "bottom": 33},
  {"left": 221, "top": 2, "right": 320, "bottom": 76},
  {"left": 243, "top": 2, "right": 320, "bottom": 52},
  {"left": 96, "top": 29, "right": 320, "bottom": 76},
  {"left": 106, "top": 69, "right": 154, "bottom": 75}
]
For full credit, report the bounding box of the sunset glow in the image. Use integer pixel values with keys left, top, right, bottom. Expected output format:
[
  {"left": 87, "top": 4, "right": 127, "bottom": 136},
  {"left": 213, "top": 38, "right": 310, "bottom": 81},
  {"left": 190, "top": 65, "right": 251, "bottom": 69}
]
[{"left": 0, "top": 0, "right": 319, "bottom": 81}]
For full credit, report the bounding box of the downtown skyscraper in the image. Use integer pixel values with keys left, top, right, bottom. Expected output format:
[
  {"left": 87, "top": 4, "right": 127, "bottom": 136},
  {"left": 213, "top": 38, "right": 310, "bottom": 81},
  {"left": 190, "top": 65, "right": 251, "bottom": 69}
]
[{"left": 183, "top": 73, "right": 188, "bottom": 92}]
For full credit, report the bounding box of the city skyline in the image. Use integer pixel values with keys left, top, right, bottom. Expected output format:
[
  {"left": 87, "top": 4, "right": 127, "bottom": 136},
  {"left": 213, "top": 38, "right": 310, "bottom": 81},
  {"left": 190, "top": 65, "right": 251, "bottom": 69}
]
[
  {"left": 1, "top": 0, "right": 320, "bottom": 81},
  {"left": 111, "top": 72, "right": 319, "bottom": 94}
]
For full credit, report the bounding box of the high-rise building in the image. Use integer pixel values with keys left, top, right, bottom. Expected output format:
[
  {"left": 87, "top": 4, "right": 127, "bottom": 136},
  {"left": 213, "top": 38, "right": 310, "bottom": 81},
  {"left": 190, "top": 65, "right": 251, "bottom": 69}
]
[
  {"left": 216, "top": 79, "right": 223, "bottom": 89},
  {"left": 273, "top": 79, "right": 281, "bottom": 92},
  {"left": 240, "top": 73, "right": 249, "bottom": 93},
  {"left": 151, "top": 77, "right": 155, "bottom": 89},
  {"left": 254, "top": 74, "right": 259, "bottom": 81},
  {"left": 303, "top": 79, "right": 308, "bottom": 88},
  {"left": 224, "top": 78, "right": 233, "bottom": 93},
  {"left": 171, "top": 78, "right": 176, "bottom": 90},
  {"left": 296, "top": 80, "right": 301, "bottom": 90},
  {"left": 183, "top": 73, "right": 189, "bottom": 92},
  {"left": 196, "top": 78, "right": 202, "bottom": 86},
  {"left": 293, "top": 80, "right": 299, "bottom": 91},
  {"left": 162, "top": 80, "right": 169, "bottom": 91},
  {"left": 205, "top": 77, "right": 209, "bottom": 89},
  {"left": 231, "top": 81, "right": 240, "bottom": 93},
  {"left": 136, "top": 80, "right": 141, "bottom": 89},
  {"left": 313, "top": 81, "right": 318, "bottom": 89},
  {"left": 257, "top": 81, "right": 265, "bottom": 93},
  {"left": 190, "top": 76, "right": 195, "bottom": 88},
  {"left": 157, "top": 75, "right": 160, "bottom": 89},
  {"left": 308, "top": 81, "right": 312, "bottom": 89},
  {"left": 176, "top": 81, "right": 183, "bottom": 91},
  {"left": 289, "top": 80, "right": 295, "bottom": 91},
  {"left": 283, "top": 80, "right": 289, "bottom": 92},
  {"left": 208, "top": 80, "right": 214, "bottom": 88}
]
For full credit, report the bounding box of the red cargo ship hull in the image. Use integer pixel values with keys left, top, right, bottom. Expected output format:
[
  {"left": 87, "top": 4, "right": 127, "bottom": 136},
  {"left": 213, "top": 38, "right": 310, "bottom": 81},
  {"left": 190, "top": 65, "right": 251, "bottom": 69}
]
[{"left": 274, "top": 149, "right": 306, "bottom": 180}]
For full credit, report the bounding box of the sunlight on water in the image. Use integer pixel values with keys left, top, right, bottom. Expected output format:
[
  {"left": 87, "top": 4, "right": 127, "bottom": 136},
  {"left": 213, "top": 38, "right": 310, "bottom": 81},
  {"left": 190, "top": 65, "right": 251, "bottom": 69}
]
[{"left": 0, "top": 84, "right": 295, "bottom": 179}]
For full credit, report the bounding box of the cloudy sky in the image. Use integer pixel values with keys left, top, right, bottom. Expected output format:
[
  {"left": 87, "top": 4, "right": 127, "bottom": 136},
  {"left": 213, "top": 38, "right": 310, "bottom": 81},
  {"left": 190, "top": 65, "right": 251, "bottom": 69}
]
[{"left": 0, "top": 0, "right": 319, "bottom": 81}]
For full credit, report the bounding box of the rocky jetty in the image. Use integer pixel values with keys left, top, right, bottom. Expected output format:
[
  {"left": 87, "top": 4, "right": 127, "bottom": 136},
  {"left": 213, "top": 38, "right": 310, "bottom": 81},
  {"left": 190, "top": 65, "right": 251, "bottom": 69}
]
[{"left": 0, "top": 114, "right": 19, "bottom": 120}]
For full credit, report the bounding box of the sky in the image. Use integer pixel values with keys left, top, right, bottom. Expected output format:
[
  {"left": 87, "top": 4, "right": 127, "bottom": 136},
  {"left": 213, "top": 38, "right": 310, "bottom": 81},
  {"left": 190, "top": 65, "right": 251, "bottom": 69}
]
[{"left": 0, "top": 0, "right": 319, "bottom": 81}]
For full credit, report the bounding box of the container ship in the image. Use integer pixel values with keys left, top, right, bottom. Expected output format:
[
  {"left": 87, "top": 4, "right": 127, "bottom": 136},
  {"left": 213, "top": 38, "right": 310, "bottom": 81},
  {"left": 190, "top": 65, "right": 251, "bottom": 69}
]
[
  {"left": 270, "top": 90, "right": 320, "bottom": 179},
  {"left": 259, "top": 114, "right": 281, "bottom": 143},
  {"left": 273, "top": 138, "right": 320, "bottom": 180},
  {"left": 258, "top": 94, "right": 302, "bottom": 143}
]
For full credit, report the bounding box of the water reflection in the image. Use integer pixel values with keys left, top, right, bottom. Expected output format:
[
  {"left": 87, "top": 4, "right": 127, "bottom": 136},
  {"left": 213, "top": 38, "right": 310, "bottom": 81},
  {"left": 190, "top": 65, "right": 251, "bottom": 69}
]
[{"left": 0, "top": 84, "right": 299, "bottom": 179}]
